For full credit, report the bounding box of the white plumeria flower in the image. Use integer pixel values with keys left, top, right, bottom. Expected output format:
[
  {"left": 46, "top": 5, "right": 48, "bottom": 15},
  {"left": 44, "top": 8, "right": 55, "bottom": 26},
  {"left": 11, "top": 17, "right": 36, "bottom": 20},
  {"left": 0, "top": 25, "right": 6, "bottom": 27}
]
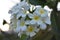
[
  {"left": 34, "top": 6, "right": 49, "bottom": 17},
  {"left": 15, "top": 18, "right": 27, "bottom": 33},
  {"left": 28, "top": 13, "right": 42, "bottom": 25},
  {"left": 40, "top": 17, "right": 51, "bottom": 30},
  {"left": 26, "top": 25, "right": 39, "bottom": 37}
]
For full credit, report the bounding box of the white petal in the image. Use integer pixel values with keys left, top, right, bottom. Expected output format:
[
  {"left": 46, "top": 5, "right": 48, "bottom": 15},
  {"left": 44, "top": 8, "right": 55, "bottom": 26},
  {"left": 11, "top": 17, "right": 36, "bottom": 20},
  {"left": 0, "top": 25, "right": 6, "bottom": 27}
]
[
  {"left": 41, "top": 13, "right": 48, "bottom": 17},
  {"left": 19, "top": 1, "right": 30, "bottom": 10},
  {"left": 40, "top": 23, "right": 47, "bottom": 30},
  {"left": 15, "top": 27, "right": 21, "bottom": 33},
  {"left": 41, "top": 9, "right": 49, "bottom": 17},
  {"left": 37, "top": 20, "right": 43, "bottom": 25},
  {"left": 35, "top": 28, "right": 40, "bottom": 32},
  {"left": 33, "top": 11, "right": 40, "bottom": 15},
  {"left": 13, "top": 10, "right": 19, "bottom": 14},
  {"left": 17, "top": 13, "right": 22, "bottom": 19},
  {"left": 10, "top": 15, "right": 14, "bottom": 19},
  {"left": 33, "top": 11, "right": 37, "bottom": 14},
  {"left": 28, "top": 14, "right": 34, "bottom": 18},
  {"left": 26, "top": 32, "right": 30, "bottom": 36},
  {"left": 25, "top": 6, "right": 30, "bottom": 10},
  {"left": 23, "top": 4, "right": 30, "bottom": 10},
  {"left": 22, "top": 14, "right": 26, "bottom": 17},
  {"left": 35, "top": 6, "right": 41, "bottom": 10},
  {"left": 17, "top": 20, "right": 20, "bottom": 27},
  {"left": 30, "top": 32, "right": 36, "bottom": 37},
  {"left": 30, "top": 20, "right": 36, "bottom": 24},
  {"left": 45, "top": 18, "right": 51, "bottom": 25},
  {"left": 18, "top": 32, "right": 21, "bottom": 37},
  {"left": 21, "top": 26, "right": 27, "bottom": 31},
  {"left": 25, "top": 20, "right": 30, "bottom": 25},
  {"left": 10, "top": 6, "right": 20, "bottom": 14}
]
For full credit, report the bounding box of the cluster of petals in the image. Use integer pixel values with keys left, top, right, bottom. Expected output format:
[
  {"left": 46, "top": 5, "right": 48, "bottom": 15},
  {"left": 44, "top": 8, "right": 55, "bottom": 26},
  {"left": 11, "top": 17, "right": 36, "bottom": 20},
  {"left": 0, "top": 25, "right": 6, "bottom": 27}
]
[{"left": 9, "top": 0, "right": 51, "bottom": 37}]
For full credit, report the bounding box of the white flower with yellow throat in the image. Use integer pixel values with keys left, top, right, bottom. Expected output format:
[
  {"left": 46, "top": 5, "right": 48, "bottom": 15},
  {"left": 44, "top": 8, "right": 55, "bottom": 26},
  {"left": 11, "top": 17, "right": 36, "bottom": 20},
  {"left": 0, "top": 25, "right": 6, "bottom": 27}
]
[
  {"left": 28, "top": 13, "right": 42, "bottom": 25},
  {"left": 34, "top": 6, "right": 49, "bottom": 17},
  {"left": 26, "top": 25, "right": 39, "bottom": 37},
  {"left": 15, "top": 18, "right": 27, "bottom": 33}
]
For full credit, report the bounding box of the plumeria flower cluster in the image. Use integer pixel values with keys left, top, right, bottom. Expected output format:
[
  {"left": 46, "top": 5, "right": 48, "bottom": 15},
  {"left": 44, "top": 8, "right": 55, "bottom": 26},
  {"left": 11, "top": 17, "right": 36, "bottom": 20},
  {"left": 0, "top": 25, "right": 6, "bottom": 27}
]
[{"left": 9, "top": 0, "right": 51, "bottom": 38}]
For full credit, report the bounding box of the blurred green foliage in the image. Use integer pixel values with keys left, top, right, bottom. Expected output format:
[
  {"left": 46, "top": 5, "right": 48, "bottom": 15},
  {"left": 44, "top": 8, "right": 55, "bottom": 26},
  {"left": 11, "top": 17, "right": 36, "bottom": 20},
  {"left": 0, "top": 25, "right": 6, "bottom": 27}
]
[
  {"left": 20, "top": 34, "right": 27, "bottom": 40},
  {"left": 29, "top": 0, "right": 46, "bottom": 7}
]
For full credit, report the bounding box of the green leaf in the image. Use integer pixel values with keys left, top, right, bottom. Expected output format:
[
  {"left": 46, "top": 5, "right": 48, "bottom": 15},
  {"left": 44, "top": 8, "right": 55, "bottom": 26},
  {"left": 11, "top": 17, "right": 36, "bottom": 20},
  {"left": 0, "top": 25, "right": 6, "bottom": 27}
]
[
  {"left": 29, "top": 0, "right": 46, "bottom": 7},
  {"left": 46, "top": 0, "right": 57, "bottom": 8},
  {"left": 20, "top": 34, "right": 27, "bottom": 40}
]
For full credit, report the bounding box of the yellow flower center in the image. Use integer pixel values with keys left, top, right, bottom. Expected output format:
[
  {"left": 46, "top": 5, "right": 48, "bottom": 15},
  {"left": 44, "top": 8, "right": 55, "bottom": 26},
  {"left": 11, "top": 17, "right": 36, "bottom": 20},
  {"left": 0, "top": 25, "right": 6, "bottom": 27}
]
[
  {"left": 27, "top": 26, "right": 34, "bottom": 32},
  {"left": 34, "top": 15, "right": 40, "bottom": 21},
  {"left": 20, "top": 21, "right": 25, "bottom": 26},
  {"left": 40, "top": 9, "right": 45, "bottom": 14}
]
